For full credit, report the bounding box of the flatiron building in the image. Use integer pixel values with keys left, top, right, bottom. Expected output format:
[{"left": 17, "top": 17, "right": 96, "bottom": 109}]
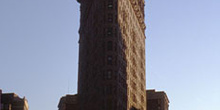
[{"left": 77, "top": 0, "right": 146, "bottom": 110}]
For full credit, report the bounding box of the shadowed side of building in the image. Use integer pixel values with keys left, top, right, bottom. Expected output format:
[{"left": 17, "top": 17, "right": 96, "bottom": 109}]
[{"left": 77, "top": 0, "right": 146, "bottom": 109}]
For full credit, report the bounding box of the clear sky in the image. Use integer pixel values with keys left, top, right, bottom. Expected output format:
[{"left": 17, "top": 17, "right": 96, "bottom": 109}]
[{"left": 0, "top": 0, "right": 220, "bottom": 110}]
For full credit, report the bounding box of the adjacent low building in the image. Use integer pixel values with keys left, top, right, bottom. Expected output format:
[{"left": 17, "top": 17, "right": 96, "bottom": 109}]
[
  {"left": 0, "top": 89, "right": 2, "bottom": 110},
  {"left": 58, "top": 94, "right": 77, "bottom": 110},
  {"left": 58, "top": 90, "right": 169, "bottom": 110},
  {"left": 147, "top": 90, "right": 169, "bottom": 110},
  {"left": 1, "top": 91, "right": 29, "bottom": 110}
]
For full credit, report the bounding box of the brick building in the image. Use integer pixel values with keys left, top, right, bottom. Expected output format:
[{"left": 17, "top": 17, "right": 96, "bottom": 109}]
[
  {"left": 76, "top": 0, "right": 146, "bottom": 110},
  {"left": 1, "top": 92, "right": 28, "bottom": 110},
  {"left": 58, "top": 0, "right": 172, "bottom": 110},
  {"left": 147, "top": 90, "right": 169, "bottom": 110}
]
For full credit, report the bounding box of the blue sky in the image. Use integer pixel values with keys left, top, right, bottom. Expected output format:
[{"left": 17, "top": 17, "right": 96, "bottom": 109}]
[{"left": 0, "top": 0, "right": 220, "bottom": 110}]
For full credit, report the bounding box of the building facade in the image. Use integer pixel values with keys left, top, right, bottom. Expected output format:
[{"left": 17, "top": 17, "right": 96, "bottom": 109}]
[
  {"left": 58, "top": 94, "right": 78, "bottom": 110},
  {"left": 77, "top": 0, "right": 146, "bottom": 110},
  {"left": 1, "top": 93, "right": 28, "bottom": 110},
  {"left": 146, "top": 90, "right": 169, "bottom": 110}
]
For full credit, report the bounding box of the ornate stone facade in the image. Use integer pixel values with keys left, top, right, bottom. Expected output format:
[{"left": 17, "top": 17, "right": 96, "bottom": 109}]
[{"left": 77, "top": 0, "right": 146, "bottom": 110}]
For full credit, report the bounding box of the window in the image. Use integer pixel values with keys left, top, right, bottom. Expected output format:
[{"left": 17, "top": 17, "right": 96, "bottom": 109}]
[
  {"left": 107, "top": 41, "right": 113, "bottom": 51},
  {"left": 141, "top": 95, "right": 144, "bottom": 102},
  {"left": 107, "top": 28, "right": 113, "bottom": 37},
  {"left": 3, "top": 104, "right": 11, "bottom": 109},
  {"left": 104, "top": 85, "right": 112, "bottom": 95},
  {"left": 115, "top": 14, "right": 118, "bottom": 23},
  {"left": 107, "top": 1, "right": 113, "bottom": 9},
  {"left": 132, "top": 94, "right": 137, "bottom": 103},
  {"left": 107, "top": 55, "right": 113, "bottom": 65},
  {"left": 104, "top": 70, "right": 112, "bottom": 79},
  {"left": 158, "top": 106, "right": 161, "bottom": 110},
  {"left": 114, "top": 27, "right": 118, "bottom": 37},
  {"left": 107, "top": 13, "right": 113, "bottom": 22},
  {"left": 114, "top": 43, "right": 117, "bottom": 51}
]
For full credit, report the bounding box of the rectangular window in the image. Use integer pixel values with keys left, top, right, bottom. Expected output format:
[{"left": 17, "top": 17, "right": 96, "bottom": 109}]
[
  {"left": 107, "top": 13, "right": 113, "bottom": 22},
  {"left": 107, "top": 41, "right": 113, "bottom": 51},
  {"left": 115, "top": 14, "right": 118, "bottom": 23},
  {"left": 107, "top": 1, "right": 113, "bottom": 9},
  {"left": 104, "top": 70, "right": 112, "bottom": 80},
  {"left": 107, "top": 27, "right": 113, "bottom": 37},
  {"left": 107, "top": 55, "right": 113, "bottom": 65},
  {"left": 104, "top": 85, "right": 112, "bottom": 95}
]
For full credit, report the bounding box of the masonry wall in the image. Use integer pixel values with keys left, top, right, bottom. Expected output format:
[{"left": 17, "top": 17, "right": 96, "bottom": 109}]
[{"left": 77, "top": 0, "right": 146, "bottom": 110}]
